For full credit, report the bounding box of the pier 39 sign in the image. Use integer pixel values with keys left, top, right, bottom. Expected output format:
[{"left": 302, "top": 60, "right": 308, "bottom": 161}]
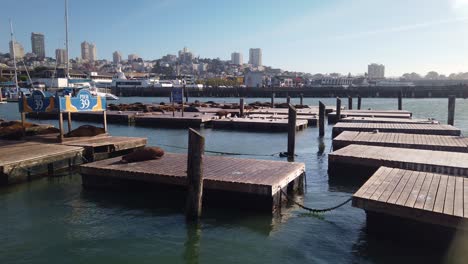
[
  {"left": 59, "top": 89, "right": 106, "bottom": 112},
  {"left": 19, "top": 90, "right": 56, "bottom": 113}
]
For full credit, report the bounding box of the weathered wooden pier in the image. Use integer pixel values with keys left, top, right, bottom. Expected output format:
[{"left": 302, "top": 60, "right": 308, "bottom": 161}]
[
  {"left": 134, "top": 112, "right": 215, "bottom": 128},
  {"left": 339, "top": 117, "right": 438, "bottom": 124},
  {"left": 210, "top": 117, "right": 308, "bottom": 131},
  {"left": 80, "top": 153, "right": 306, "bottom": 212},
  {"left": 328, "top": 110, "right": 412, "bottom": 123},
  {"left": 332, "top": 123, "right": 461, "bottom": 138},
  {"left": 333, "top": 131, "right": 468, "bottom": 152},
  {"left": 353, "top": 167, "right": 468, "bottom": 230},
  {"left": 246, "top": 114, "right": 318, "bottom": 126}
]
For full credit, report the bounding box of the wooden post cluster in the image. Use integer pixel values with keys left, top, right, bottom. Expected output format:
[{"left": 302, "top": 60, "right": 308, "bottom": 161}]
[
  {"left": 186, "top": 128, "right": 205, "bottom": 221},
  {"left": 287, "top": 104, "right": 297, "bottom": 159},
  {"left": 357, "top": 96, "right": 362, "bottom": 110},
  {"left": 319, "top": 101, "right": 325, "bottom": 137},
  {"left": 239, "top": 98, "right": 245, "bottom": 117},
  {"left": 348, "top": 96, "right": 353, "bottom": 110},
  {"left": 271, "top": 92, "right": 275, "bottom": 108},
  {"left": 448, "top": 95, "right": 456, "bottom": 126},
  {"left": 336, "top": 97, "right": 341, "bottom": 122},
  {"left": 398, "top": 91, "right": 403, "bottom": 110}
]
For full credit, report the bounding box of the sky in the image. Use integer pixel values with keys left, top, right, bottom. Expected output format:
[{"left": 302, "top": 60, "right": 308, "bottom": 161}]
[{"left": 1, "top": 0, "right": 468, "bottom": 76}]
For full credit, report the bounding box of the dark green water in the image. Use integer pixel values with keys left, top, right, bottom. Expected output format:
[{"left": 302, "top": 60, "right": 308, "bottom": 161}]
[{"left": 1, "top": 97, "right": 467, "bottom": 264}]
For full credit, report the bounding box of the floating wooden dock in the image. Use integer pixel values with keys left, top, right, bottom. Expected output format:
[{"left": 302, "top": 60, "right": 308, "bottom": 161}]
[
  {"left": 60, "top": 135, "right": 146, "bottom": 161},
  {"left": 329, "top": 145, "right": 468, "bottom": 177},
  {"left": 210, "top": 117, "right": 308, "bottom": 131},
  {"left": 339, "top": 117, "right": 439, "bottom": 124},
  {"left": 353, "top": 167, "right": 468, "bottom": 230},
  {"left": 80, "top": 153, "right": 305, "bottom": 211},
  {"left": 332, "top": 123, "right": 461, "bottom": 138},
  {"left": 333, "top": 131, "right": 468, "bottom": 152},
  {"left": 328, "top": 110, "right": 412, "bottom": 123},
  {"left": 247, "top": 114, "right": 318, "bottom": 126},
  {"left": 27, "top": 111, "right": 137, "bottom": 124},
  {"left": 249, "top": 106, "right": 334, "bottom": 116},
  {"left": 0, "top": 140, "right": 84, "bottom": 185},
  {"left": 134, "top": 112, "right": 215, "bottom": 128}
]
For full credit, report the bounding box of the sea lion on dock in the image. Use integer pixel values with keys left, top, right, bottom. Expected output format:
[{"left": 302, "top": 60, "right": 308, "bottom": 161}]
[
  {"left": 216, "top": 110, "right": 229, "bottom": 118},
  {"left": 121, "top": 147, "right": 165, "bottom": 163},
  {"left": 184, "top": 106, "right": 199, "bottom": 112},
  {"left": 64, "top": 125, "right": 105, "bottom": 138}
]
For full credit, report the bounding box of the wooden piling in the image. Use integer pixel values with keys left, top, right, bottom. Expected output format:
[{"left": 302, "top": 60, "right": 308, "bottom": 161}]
[
  {"left": 336, "top": 97, "right": 341, "bottom": 121},
  {"left": 348, "top": 96, "right": 353, "bottom": 110},
  {"left": 239, "top": 98, "right": 245, "bottom": 117},
  {"left": 357, "top": 96, "right": 362, "bottom": 110},
  {"left": 67, "top": 112, "right": 72, "bottom": 133},
  {"left": 58, "top": 112, "right": 64, "bottom": 142},
  {"left": 398, "top": 91, "right": 403, "bottom": 110},
  {"left": 271, "top": 92, "right": 275, "bottom": 108},
  {"left": 20, "top": 112, "right": 26, "bottom": 136},
  {"left": 103, "top": 111, "right": 108, "bottom": 133},
  {"left": 448, "top": 95, "right": 456, "bottom": 126},
  {"left": 186, "top": 128, "right": 205, "bottom": 221},
  {"left": 319, "top": 101, "right": 325, "bottom": 137},
  {"left": 287, "top": 96, "right": 291, "bottom": 105},
  {"left": 287, "top": 104, "right": 297, "bottom": 159},
  {"left": 300, "top": 93, "right": 304, "bottom": 106}
]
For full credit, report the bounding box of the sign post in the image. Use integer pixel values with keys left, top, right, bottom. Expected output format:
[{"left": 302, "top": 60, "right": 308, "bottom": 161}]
[{"left": 172, "top": 87, "right": 184, "bottom": 117}]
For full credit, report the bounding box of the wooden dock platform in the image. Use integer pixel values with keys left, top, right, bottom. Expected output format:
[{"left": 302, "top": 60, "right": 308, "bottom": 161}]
[
  {"left": 332, "top": 123, "right": 461, "bottom": 138},
  {"left": 353, "top": 167, "right": 468, "bottom": 230},
  {"left": 210, "top": 117, "right": 308, "bottom": 131},
  {"left": 247, "top": 114, "right": 318, "bottom": 126},
  {"left": 329, "top": 145, "right": 468, "bottom": 177},
  {"left": 0, "top": 140, "right": 84, "bottom": 185},
  {"left": 134, "top": 112, "right": 215, "bottom": 128},
  {"left": 248, "top": 106, "right": 334, "bottom": 116},
  {"left": 61, "top": 135, "right": 146, "bottom": 161},
  {"left": 339, "top": 117, "right": 438, "bottom": 124},
  {"left": 333, "top": 131, "right": 468, "bottom": 152},
  {"left": 80, "top": 153, "right": 305, "bottom": 211},
  {"left": 328, "top": 110, "right": 412, "bottom": 123},
  {"left": 26, "top": 111, "right": 137, "bottom": 124}
]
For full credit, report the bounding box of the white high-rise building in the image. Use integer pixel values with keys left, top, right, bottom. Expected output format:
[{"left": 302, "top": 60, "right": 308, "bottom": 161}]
[
  {"left": 9, "top": 40, "right": 25, "bottom": 59},
  {"left": 368, "top": 63, "right": 385, "bottom": 79},
  {"left": 231, "top": 52, "right": 243, "bottom": 65},
  {"left": 249, "top": 48, "right": 262, "bottom": 67},
  {"left": 128, "top": 54, "right": 140, "bottom": 61},
  {"left": 31, "top": 32, "right": 45, "bottom": 58},
  {"left": 81, "top": 41, "right": 97, "bottom": 61},
  {"left": 89, "top": 43, "right": 97, "bottom": 61},
  {"left": 55, "top": 48, "right": 68, "bottom": 65},
  {"left": 113, "top": 51, "right": 122, "bottom": 64}
]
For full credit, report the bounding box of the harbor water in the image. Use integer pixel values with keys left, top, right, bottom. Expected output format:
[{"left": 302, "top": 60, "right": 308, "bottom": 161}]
[{"left": 0, "top": 97, "right": 467, "bottom": 264}]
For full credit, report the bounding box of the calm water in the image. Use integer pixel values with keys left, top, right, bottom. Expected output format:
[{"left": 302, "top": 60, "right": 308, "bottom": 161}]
[{"left": 1, "top": 97, "right": 467, "bottom": 264}]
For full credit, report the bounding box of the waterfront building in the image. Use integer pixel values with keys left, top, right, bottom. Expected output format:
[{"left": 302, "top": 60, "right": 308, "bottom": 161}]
[
  {"left": 113, "top": 51, "right": 122, "bottom": 64},
  {"left": 249, "top": 48, "right": 262, "bottom": 67},
  {"left": 368, "top": 63, "right": 385, "bottom": 79},
  {"left": 9, "top": 40, "right": 25, "bottom": 59},
  {"left": 55, "top": 48, "right": 68, "bottom": 65},
  {"left": 89, "top": 43, "right": 97, "bottom": 61},
  {"left": 244, "top": 71, "right": 265, "bottom": 87},
  {"left": 31, "top": 32, "right": 45, "bottom": 58},
  {"left": 231, "top": 52, "right": 243, "bottom": 65}
]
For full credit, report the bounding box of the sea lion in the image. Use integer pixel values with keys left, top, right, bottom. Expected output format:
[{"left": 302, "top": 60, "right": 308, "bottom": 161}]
[
  {"left": 121, "top": 147, "right": 165, "bottom": 163},
  {"left": 64, "top": 125, "right": 105, "bottom": 138},
  {"left": 184, "top": 106, "right": 199, "bottom": 112},
  {"left": 216, "top": 110, "right": 229, "bottom": 119}
]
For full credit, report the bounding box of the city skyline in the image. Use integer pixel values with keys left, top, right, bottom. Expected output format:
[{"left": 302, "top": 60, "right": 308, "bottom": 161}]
[{"left": 1, "top": 0, "right": 468, "bottom": 76}]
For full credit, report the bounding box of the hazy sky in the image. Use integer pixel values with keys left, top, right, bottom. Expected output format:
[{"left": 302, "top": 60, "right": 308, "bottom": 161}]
[{"left": 1, "top": 0, "right": 468, "bottom": 76}]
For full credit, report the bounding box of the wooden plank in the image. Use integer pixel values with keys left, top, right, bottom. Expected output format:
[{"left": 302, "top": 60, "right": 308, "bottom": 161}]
[
  {"left": 465, "top": 178, "right": 468, "bottom": 218},
  {"left": 405, "top": 172, "right": 427, "bottom": 208},
  {"left": 454, "top": 177, "right": 464, "bottom": 217},
  {"left": 354, "top": 167, "right": 389, "bottom": 198},
  {"left": 424, "top": 174, "right": 441, "bottom": 211},
  {"left": 433, "top": 175, "right": 448, "bottom": 213},
  {"left": 387, "top": 169, "right": 413, "bottom": 204},
  {"left": 378, "top": 168, "right": 405, "bottom": 203},
  {"left": 414, "top": 173, "right": 434, "bottom": 209},
  {"left": 443, "top": 176, "right": 456, "bottom": 215}
]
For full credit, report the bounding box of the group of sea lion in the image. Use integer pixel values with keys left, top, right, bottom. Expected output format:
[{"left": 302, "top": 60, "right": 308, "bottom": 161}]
[
  {"left": 64, "top": 125, "right": 106, "bottom": 138},
  {"left": 0, "top": 120, "right": 60, "bottom": 140}
]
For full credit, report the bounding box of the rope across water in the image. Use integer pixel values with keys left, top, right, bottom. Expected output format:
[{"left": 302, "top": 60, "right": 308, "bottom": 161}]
[{"left": 279, "top": 188, "right": 352, "bottom": 213}]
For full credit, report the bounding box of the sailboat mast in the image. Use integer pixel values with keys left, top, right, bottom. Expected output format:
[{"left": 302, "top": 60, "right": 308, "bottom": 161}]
[
  {"left": 9, "top": 19, "right": 19, "bottom": 92},
  {"left": 65, "top": 0, "right": 70, "bottom": 79}
]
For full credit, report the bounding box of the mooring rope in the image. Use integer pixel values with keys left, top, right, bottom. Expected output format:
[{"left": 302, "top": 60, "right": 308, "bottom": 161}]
[
  {"left": 279, "top": 188, "right": 352, "bottom": 213},
  {"left": 156, "top": 143, "right": 281, "bottom": 157}
]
